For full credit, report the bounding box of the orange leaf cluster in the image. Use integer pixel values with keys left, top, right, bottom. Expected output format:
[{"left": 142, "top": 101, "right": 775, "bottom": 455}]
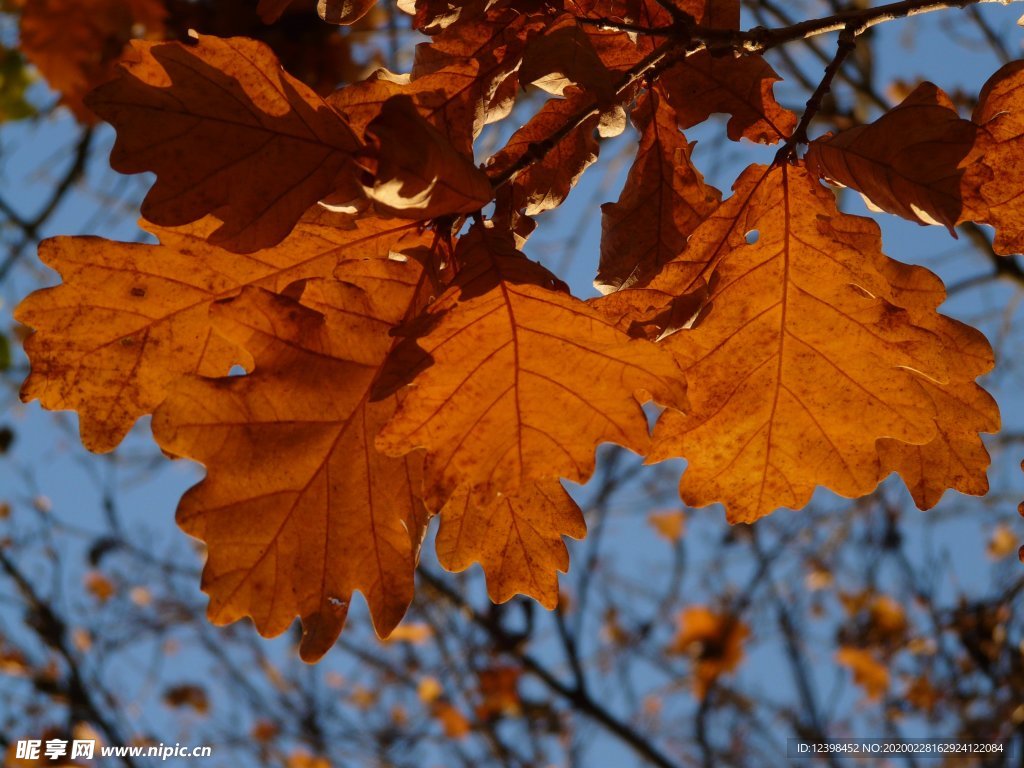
[
  {"left": 14, "top": 0, "right": 1011, "bottom": 657},
  {"left": 668, "top": 606, "right": 749, "bottom": 699}
]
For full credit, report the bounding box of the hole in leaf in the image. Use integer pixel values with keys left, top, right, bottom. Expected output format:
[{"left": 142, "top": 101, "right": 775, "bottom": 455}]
[{"left": 745, "top": 229, "right": 759, "bottom": 245}]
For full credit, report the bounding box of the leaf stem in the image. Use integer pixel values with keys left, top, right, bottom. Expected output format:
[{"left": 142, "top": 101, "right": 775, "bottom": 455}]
[{"left": 775, "top": 24, "right": 858, "bottom": 164}]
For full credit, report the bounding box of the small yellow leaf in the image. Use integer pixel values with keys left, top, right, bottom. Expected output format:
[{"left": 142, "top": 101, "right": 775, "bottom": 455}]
[
  {"left": 647, "top": 510, "right": 686, "bottom": 542},
  {"left": 987, "top": 524, "right": 1017, "bottom": 560},
  {"left": 836, "top": 647, "right": 889, "bottom": 702}
]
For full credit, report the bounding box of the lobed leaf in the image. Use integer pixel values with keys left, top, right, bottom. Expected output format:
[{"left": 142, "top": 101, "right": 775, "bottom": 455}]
[
  {"left": 376, "top": 223, "right": 689, "bottom": 509},
  {"left": 648, "top": 163, "right": 979, "bottom": 522},
  {"left": 15, "top": 214, "right": 427, "bottom": 452},
  {"left": 805, "top": 83, "right": 978, "bottom": 233},
  {"left": 153, "top": 263, "right": 432, "bottom": 662},
  {"left": 436, "top": 481, "right": 586, "bottom": 608},
  {"left": 597, "top": 85, "right": 721, "bottom": 292},
  {"left": 87, "top": 34, "right": 366, "bottom": 253}
]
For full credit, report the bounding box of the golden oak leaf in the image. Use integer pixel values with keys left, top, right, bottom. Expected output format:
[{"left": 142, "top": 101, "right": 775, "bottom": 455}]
[
  {"left": 871, "top": 257, "right": 999, "bottom": 509},
  {"left": 836, "top": 646, "right": 889, "bottom": 702},
  {"left": 805, "top": 83, "right": 978, "bottom": 233},
  {"left": 376, "top": 223, "right": 689, "bottom": 508},
  {"left": 597, "top": 86, "right": 721, "bottom": 292},
  {"left": 660, "top": 53, "right": 797, "bottom": 144},
  {"left": 668, "top": 606, "right": 748, "bottom": 699},
  {"left": 152, "top": 264, "right": 430, "bottom": 662},
  {"left": 436, "top": 481, "right": 585, "bottom": 608},
  {"left": 317, "top": 0, "right": 376, "bottom": 24},
  {"left": 365, "top": 95, "right": 492, "bottom": 218},
  {"left": 16, "top": 213, "right": 426, "bottom": 452},
  {"left": 961, "top": 60, "right": 1024, "bottom": 255},
  {"left": 19, "top": 0, "right": 165, "bottom": 122},
  {"left": 590, "top": 261, "right": 709, "bottom": 341},
  {"left": 86, "top": 34, "right": 366, "bottom": 253},
  {"left": 650, "top": 163, "right": 962, "bottom": 523},
  {"left": 486, "top": 88, "right": 606, "bottom": 216}
]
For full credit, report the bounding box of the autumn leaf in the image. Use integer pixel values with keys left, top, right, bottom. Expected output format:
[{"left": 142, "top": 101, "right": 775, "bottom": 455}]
[
  {"left": 330, "top": 7, "right": 545, "bottom": 154},
  {"left": 486, "top": 88, "right": 609, "bottom": 216},
  {"left": 649, "top": 163, "right": 970, "bottom": 523},
  {"left": 648, "top": 509, "right": 685, "bottom": 542},
  {"left": 19, "top": 0, "right": 165, "bottom": 121},
  {"left": 15, "top": 213, "right": 426, "bottom": 452},
  {"left": 435, "top": 481, "right": 585, "bottom": 608},
  {"left": 836, "top": 646, "right": 889, "bottom": 702},
  {"left": 590, "top": 260, "right": 709, "bottom": 341},
  {"left": 151, "top": 264, "right": 432, "bottom": 662},
  {"left": 660, "top": 51, "right": 797, "bottom": 145},
  {"left": 806, "top": 82, "right": 978, "bottom": 233},
  {"left": 856, "top": 249, "right": 999, "bottom": 508},
  {"left": 317, "top": 0, "right": 376, "bottom": 25},
  {"left": 961, "top": 59, "right": 1024, "bottom": 255},
  {"left": 519, "top": 15, "right": 615, "bottom": 102},
  {"left": 365, "top": 95, "right": 493, "bottom": 218},
  {"left": 86, "top": 34, "right": 367, "bottom": 253},
  {"left": 581, "top": 0, "right": 739, "bottom": 72},
  {"left": 376, "top": 223, "right": 689, "bottom": 508},
  {"left": 597, "top": 85, "right": 721, "bottom": 291},
  {"left": 668, "top": 606, "right": 748, "bottom": 699}
]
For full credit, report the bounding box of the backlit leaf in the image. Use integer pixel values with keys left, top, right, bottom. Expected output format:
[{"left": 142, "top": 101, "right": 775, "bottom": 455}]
[
  {"left": 597, "top": 85, "right": 721, "bottom": 292},
  {"left": 649, "top": 163, "right": 970, "bottom": 522},
  {"left": 87, "top": 34, "right": 366, "bottom": 253},
  {"left": 20, "top": 0, "right": 165, "bottom": 121},
  {"left": 365, "top": 95, "right": 493, "bottom": 218},
  {"left": 16, "top": 214, "right": 426, "bottom": 452},
  {"left": 377, "top": 223, "right": 689, "bottom": 507},
  {"left": 436, "top": 481, "right": 585, "bottom": 608},
  {"left": 660, "top": 52, "right": 797, "bottom": 144},
  {"left": 806, "top": 83, "right": 978, "bottom": 233},
  {"left": 153, "top": 264, "right": 431, "bottom": 662}
]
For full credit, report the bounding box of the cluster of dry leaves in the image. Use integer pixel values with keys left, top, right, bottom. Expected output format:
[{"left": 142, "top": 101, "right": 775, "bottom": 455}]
[{"left": 13, "top": 0, "right": 1021, "bottom": 659}]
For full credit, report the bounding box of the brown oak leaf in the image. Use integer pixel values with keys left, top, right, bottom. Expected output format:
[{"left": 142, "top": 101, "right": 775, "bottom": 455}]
[
  {"left": 376, "top": 223, "right": 689, "bottom": 508},
  {"left": 15, "top": 214, "right": 427, "bottom": 452},
  {"left": 660, "top": 52, "right": 797, "bottom": 144},
  {"left": 486, "top": 87, "right": 609, "bottom": 216},
  {"left": 596, "top": 85, "right": 721, "bottom": 292},
  {"left": 318, "top": 0, "right": 377, "bottom": 24},
  {"left": 872, "top": 257, "right": 999, "bottom": 509},
  {"left": 436, "top": 481, "right": 585, "bottom": 608},
  {"left": 961, "top": 59, "right": 1024, "bottom": 255},
  {"left": 20, "top": 0, "right": 166, "bottom": 122},
  {"left": 649, "top": 163, "right": 970, "bottom": 522},
  {"left": 805, "top": 82, "right": 978, "bottom": 233},
  {"left": 86, "top": 34, "right": 366, "bottom": 253},
  {"left": 519, "top": 15, "right": 615, "bottom": 102},
  {"left": 365, "top": 95, "right": 493, "bottom": 218},
  {"left": 152, "top": 263, "right": 431, "bottom": 662}
]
